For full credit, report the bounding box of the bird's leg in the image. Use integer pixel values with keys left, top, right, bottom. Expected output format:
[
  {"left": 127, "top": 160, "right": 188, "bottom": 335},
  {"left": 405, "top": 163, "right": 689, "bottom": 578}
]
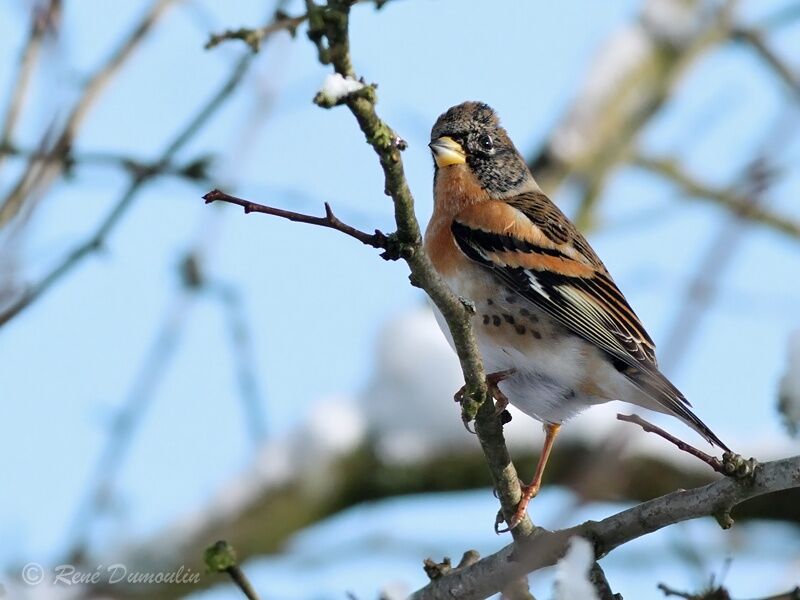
[{"left": 497, "top": 423, "right": 560, "bottom": 533}]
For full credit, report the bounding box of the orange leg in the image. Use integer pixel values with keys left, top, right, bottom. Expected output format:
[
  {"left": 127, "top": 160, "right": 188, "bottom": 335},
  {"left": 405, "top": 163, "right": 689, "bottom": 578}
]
[{"left": 499, "top": 423, "right": 560, "bottom": 532}]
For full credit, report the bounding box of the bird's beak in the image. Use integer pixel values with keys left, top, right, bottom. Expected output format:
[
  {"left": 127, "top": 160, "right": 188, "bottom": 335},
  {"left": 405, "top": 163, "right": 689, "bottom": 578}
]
[{"left": 429, "top": 136, "right": 466, "bottom": 168}]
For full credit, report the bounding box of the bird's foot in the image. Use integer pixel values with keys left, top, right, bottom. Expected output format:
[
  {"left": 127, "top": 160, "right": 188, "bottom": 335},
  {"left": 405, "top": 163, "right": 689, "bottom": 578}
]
[
  {"left": 721, "top": 452, "right": 759, "bottom": 480},
  {"left": 486, "top": 369, "right": 515, "bottom": 416},
  {"left": 494, "top": 482, "right": 539, "bottom": 534},
  {"left": 453, "top": 369, "right": 516, "bottom": 429}
]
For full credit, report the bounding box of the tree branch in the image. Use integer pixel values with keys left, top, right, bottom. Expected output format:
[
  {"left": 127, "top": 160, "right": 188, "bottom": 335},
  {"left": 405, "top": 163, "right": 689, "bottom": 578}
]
[
  {"left": 202, "top": 189, "right": 394, "bottom": 256},
  {"left": 0, "top": 0, "right": 179, "bottom": 227},
  {"left": 616, "top": 413, "right": 758, "bottom": 478},
  {"left": 632, "top": 154, "right": 800, "bottom": 239},
  {"left": 205, "top": 11, "right": 307, "bottom": 52},
  {"left": 731, "top": 27, "right": 800, "bottom": 101},
  {"left": 410, "top": 455, "right": 800, "bottom": 600},
  {"left": 0, "top": 52, "right": 254, "bottom": 329},
  {"left": 204, "top": 541, "right": 261, "bottom": 600},
  {"left": 0, "top": 0, "right": 60, "bottom": 174}
]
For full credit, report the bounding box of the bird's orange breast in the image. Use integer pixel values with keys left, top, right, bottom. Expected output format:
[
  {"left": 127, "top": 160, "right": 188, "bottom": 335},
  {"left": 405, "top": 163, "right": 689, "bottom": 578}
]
[{"left": 424, "top": 165, "right": 490, "bottom": 276}]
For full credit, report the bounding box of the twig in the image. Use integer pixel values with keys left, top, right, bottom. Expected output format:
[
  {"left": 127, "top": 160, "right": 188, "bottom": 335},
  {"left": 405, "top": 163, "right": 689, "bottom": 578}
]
[
  {"left": 0, "top": 52, "right": 254, "bottom": 328},
  {"left": 657, "top": 583, "right": 706, "bottom": 599},
  {"left": 0, "top": 0, "right": 179, "bottom": 227},
  {"left": 0, "top": 142, "right": 213, "bottom": 181},
  {"left": 590, "top": 562, "right": 623, "bottom": 600},
  {"left": 0, "top": 0, "right": 60, "bottom": 174},
  {"left": 616, "top": 413, "right": 733, "bottom": 474},
  {"left": 204, "top": 541, "right": 261, "bottom": 600},
  {"left": 202, "top": 189, "right": 393, "bottom": 255},
  {"left": 205, "top": 12, "right": 307, "bottom": 51},
  {"left": 731, "top": 28, "right": 800, "bottom": 101},
  {"left": 206, "top": 282, "right": 268, "bottom": 445},
  {"left": 616, "top": 412, "right": 761, "bottom": 527},
  {"left": 659, "top": 582, "right": 800, "bottom": 600},
  {"left": 64, "top": 290, "right": 194, "bottom": 564},
  {"left": 632, "top": 155, "right": 800, "bottom": 239},
  {"left": 204, "top": 0, "right": 396, "bottom": 52},
  {"left": 410, "top": 455, "right": 800, "bottom": 600}
]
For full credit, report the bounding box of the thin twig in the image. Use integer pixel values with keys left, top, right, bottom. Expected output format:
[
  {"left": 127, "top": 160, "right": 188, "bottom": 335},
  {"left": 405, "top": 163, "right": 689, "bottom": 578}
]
[
  {"left": 0, "top": 0, "right": 60, "bottom": 174},
  {"left": 659, "top": 582, "right": 800, "bottom": 600},
  {"left": 617, "top": 414, "right": 725, "bottom": 473},
  {"left": 202, "top": 188, "right": 392, "bottom": 253},
  {"left": 0, "top": 53, "right": 254, "bottom": 328},
  {"left": 206, "top": 282, "right": 268, "bottom": 445},
  {"left": 204, "top": 541, "right": 261, "bottom": 600},
  {"left": 0, "top": 0, "right": 179, "bottom": 227},
  {"left": 205, "top": 12, "right": 307, "bottom": 51},
  {"left": 0, "top": 142, "right": 213, "bottom": 181},
  {"left": 731, "top": 28, "right": 800, "bottom": 101},
  {"left": 632, "top": 155, "right": 800, "bottom": 239}
]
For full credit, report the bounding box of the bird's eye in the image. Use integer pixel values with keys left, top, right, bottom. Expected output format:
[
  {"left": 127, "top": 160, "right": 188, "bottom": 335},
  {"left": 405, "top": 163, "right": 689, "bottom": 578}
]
[{"left": 478, "top": 134, "right": 493, "bottom": 151}]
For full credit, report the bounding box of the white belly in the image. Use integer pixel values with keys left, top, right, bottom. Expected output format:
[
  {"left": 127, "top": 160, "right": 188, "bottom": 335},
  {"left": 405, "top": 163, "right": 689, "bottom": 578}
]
[{"left": 429, "top": 269, "right": 624, "bottom": 424}]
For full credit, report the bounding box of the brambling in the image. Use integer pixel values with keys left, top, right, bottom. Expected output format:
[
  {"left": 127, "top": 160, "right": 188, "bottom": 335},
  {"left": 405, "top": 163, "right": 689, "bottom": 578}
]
[{"left": 424, "top": 101, "right": 728, "bottom": 531}]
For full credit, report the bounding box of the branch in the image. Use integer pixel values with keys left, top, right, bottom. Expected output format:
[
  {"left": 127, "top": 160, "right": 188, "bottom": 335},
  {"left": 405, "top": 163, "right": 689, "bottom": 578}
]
[
  {"left": 410, "top": 455, "right": 800, "bottom": 600},
  {"left": 0, "top": 52, "right": 254, "bottom": 329},
  {"left": 202, "top": 189, "right": 394, "bottom": 256},
  {"left": 204, "top": 541, "right": 261, "bottom": 600},
  {"left": 0, "top": 142, "right": 213, "bottom": 181},
  {"left": 659, "top": 582, "right": 800, "bottom": 600},
  {"left": 632, "top": 154, "right": 800, "bottom": 239},
  {"left": 616, "top": 413, "right": 758, "bottom": 478},
  {"left": 204, "top": 0, "right": 395, "bottom": 52},
  {"left": 0, "top": 0, "right": 179, "bottom": 227},
  {"left": 731, "top": 27, "right": 800, "bottom": 101},
  {"left": 205, "top": 11, "right": 307, "bottom": 52},
  {"left": 0, "top": 0, "right": 60, "bottom": 174}
]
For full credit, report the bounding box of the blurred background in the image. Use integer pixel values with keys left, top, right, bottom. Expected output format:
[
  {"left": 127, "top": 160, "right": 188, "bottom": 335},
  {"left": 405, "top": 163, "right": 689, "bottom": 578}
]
[{"left": 1, "top": 0, "right": 799, "bottom": 598}]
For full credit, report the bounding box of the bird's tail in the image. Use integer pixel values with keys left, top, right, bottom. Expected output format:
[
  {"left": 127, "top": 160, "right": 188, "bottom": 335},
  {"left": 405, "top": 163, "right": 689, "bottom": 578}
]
[{"left": 625, "top": 367, "right": 730, "bottom": 452}]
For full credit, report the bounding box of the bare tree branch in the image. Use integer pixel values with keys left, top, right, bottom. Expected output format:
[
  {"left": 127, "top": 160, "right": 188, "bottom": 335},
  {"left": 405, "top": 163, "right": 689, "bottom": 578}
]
[
  {"left": 205, "top": 11, "right": 307, "bottom": 51},
  {"left": 632, "top": 155, "right": 800, "bottom": 239},
  {"left": 203, "top": 189, "right": 394, "bottom": 255},
  {"left": 616, "top": 414, "right": 758, "bottom": 483},
  {"left": 659, "top": 582, "right": 800, "bottom": 600},
  {"left": 204, "top": 541, "right": 262, "bottom": 600},
  {"left": 0, "top": 53, "right": 253, "bottom": 329},
  {"left": 0, "top": 0, "right": 61, "bottom": 174},
  {"left": 0, "top": 0, "right": 179, "bottom": 227},
  {"left": 731, "top": 27, "right": 800, "bottom": 101},
  {"left": 410, "top": 455, "right": 800, "bottom": 600}
]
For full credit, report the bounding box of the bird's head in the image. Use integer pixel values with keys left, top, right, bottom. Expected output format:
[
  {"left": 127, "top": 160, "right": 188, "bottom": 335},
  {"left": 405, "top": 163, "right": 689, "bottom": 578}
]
[{"left": 429, "top": 101, "right": 535, "bottom": 198}]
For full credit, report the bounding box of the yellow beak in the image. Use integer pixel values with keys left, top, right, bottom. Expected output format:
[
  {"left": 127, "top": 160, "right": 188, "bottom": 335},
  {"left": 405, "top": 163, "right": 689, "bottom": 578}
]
[{"left": 429, "top": 136, "right": 466, "bottom": 168}]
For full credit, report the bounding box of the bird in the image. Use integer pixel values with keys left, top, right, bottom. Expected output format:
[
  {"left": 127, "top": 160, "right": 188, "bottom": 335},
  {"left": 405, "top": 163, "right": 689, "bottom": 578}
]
[{"left": 424, "top": 101, "right": 729, "bottom": 531}]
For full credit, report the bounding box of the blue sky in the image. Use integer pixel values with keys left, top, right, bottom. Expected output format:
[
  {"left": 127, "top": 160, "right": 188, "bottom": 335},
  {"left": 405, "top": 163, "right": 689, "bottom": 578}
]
[{"left": 0, "top": 0, "right": 799, "bottom": 596}]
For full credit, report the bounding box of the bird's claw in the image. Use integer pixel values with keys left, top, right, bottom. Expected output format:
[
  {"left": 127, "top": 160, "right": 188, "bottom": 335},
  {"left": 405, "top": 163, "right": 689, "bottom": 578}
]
[
  {"left": 454, "top": 370, "right": 515, "bottom": 431},
  {"left": 461, "top": 414, "right": 476, "bottom": 434},
  {"left": 486, "top": 369, "right": 515, "bottom": 416},
  {"left": 495, "top": 481, "right": 539, "bottom": 534}
]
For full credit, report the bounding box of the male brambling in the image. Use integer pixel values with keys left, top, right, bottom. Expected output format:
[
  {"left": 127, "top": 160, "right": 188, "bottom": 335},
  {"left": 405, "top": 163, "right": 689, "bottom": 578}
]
[{"left": 424, "top": 101, "right": 728, "bottom": 531}]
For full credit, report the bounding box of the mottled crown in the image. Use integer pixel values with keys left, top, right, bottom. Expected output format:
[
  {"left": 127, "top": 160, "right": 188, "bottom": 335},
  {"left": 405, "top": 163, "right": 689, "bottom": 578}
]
[{"left": 431, "top": 101, "right": 501, "bottom": 141}]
